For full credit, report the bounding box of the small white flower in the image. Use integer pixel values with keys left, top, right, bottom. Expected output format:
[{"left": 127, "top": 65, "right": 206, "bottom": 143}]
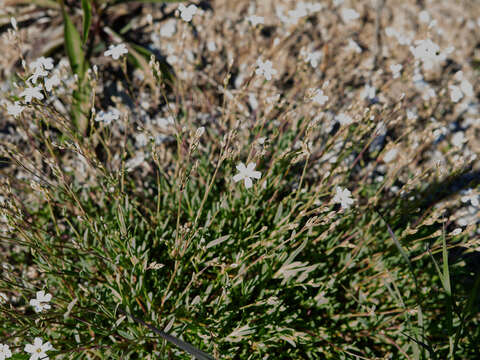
[
  {"left": 20, "top": 86, "right": 44, "bottom": 103},
  {"left": 300, "top": 48, "right": 323, "bottom": 68},
  {"left": 45, "top": 74, "right": 61, "bottom": 92},
  {"left": 335, "top": 113, "right": 353, "bottom": 126},
  {"left": 160, "top": 20, "right": 176, "bottom": 37},
  {"left": 178, "top": 4, "right": 197, "bottom": 22},
  {"left": 383, "top": 148, "right": 398, "bottom": 163},
  {"left": 255, "top": 58, "right": 277, "bottom": 81},
  {"left": 333, "top": 186, "right": 354, "bottom": 209},
  {"left": 451, "top": 228, "right": 462, "bottom": 236},
  {"left": 0, "top": 343, "right": 12, "bottom": 360},
  {"left": 29, "top": 290, "right": 52, "bottom": 313},
  {"left": 347, "top": 39, "right": 362, "bottom": 53},
  {"left": 406, "top": 109, "right": 417, "bottom": 120},
  {"left": 24, "top": 338, "right": 53, "bottom": 360},
  {"left": 390, "top": 63, "right": 403, "bottom": 79},
  {"left": 341, "top": 8, "right": 360, "bottom": 22},
  {"left": 310, "top": 89, "right": 328, "bottom": 106},
  {"left": 7, "top": 102, "right": 24, "bottom": 117},
  {"left": 233, "top": 162, "right": 261, "bottom": 189},
  {"left": 461, "top": 189, "right": 479, "bottom": 207},
  {"left": 125, "top": 152, "right": 145, "bottom": 172},
  {"left": 10, "top": 17, "right": 17, "bottom": 31},
  {"left": 361, "top": 84, "right": 376, "bottom": 101},
  {"left": 410, "top": 39, "right": 445, "bottom": 70},
  {"left": 135, "top": 133, "right": 148, "bottom": 147},
  {"left": 95, "top": 108, "right": 121, "bottom": 125},
  {"left": 247, "top": 15, "right": 264, "bottom": 26},
  {"left": 449, "top": 85, "right": 463, "bottom": 103},
  {"left": 0, "top": 292, "right": 7, "bottom": 304},
  {"left": 195, "top": 126, "right": 205, "bottom": 137},
  {"left": 460, "top": 79, "right": 474, "bottom": 98},
  {"left": 28, "top": 67, "right": 48, "bottom": 84},
  {"left": 104, "top": 44, "right": 128, "bottom": 60},
  {"left": 31, "top": 57, "right": 54, "bottom": 71}
]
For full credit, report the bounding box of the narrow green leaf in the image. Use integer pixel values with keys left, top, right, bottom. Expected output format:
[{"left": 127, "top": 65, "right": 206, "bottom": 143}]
[
  {"left": 62, "top": 8, "right": 86, "bottom": 79},
  {"left": 81, "top": 0, "right": 92, "bottom": 45},
  {"left": 62, "top": 6, "right": 90, "bottom": 134}
]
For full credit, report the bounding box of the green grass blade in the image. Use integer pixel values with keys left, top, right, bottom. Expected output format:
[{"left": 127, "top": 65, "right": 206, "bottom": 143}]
[{"left": 81, "top": 0, "right": 92, "bottom": 46}]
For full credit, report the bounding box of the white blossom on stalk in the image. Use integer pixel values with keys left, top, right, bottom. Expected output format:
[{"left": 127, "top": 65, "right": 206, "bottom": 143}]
[
  {"left": 7, "top": 102, "right": 24, "bottom": 117},
  {"left": 449, "top": 85, "right": 463, "bottom": 103},
  {"left": 0, "top": 343, "right": 12, "bottom": 360},
  {"left": 390, "top": 64, "right": 402, "bottom": 79},
  {"left": 255, "top": 58, "right": 277, "bottom": 81},
  {"left": 29, "top": 290, "right": 52, "bottom": 313},
  {"left": 104, "top": 44, "right": 128, "bottom": 60},
  {"left": 24, "top": 338, "right": 53, "bottom": 360},
  {"left": 333, "top": 186, "right": 354, "bottom": 209},
  {"left": 178, "top": 4, "right": 198, "bottom": 22},
  {"left": 10, "top": 17, "right": 17, "bottom": 31},
  {"left": 45, "top": 74, "right": 61, "bottom": 92},
  {"left": 0, "top": 292, "right": 7, "bottom": 304},
  {"left": 95, "top": 108, "right": 121, "bottom": 125},
  {"left": 20, "top": 86, "right": 44, "bottom": 103},
  {"left": 233, "top": 162, "right": 261, "bottom": 189},
  {"left": 310, "top": 88, "right": 328, "bottom": 106}
]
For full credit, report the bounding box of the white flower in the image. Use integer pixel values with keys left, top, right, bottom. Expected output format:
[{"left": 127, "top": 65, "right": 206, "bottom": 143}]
[
  {"left": 24, "top": 338, "right": 53, "bottom": 360},
  {"left": 347, "top": 39, "right": 362, "bottom": 53},
  {"left": 104, "top": 44, "right": 128, "bottom": 60},
  {"left": 460, "top": 79, "right": 474, "bottom": 98},
  {"left": 160, "top": 20, "right": 176, "bottom": 37},
  {"left": 125, "top": 152, "right": 145, "bottom": 172},
  {"left": 28, "top": 67, "right": 48, "bottom": 84},
  {"left": 10, "top": 17, "right": 17, "bottom": 31},
  {"left": 335, "top": 113, "right": 353, "bottom": 126},
  {"left": 390, "top": 63, "right": 402, "bottom": 79},
  {"left": 32, "top": 57, "right": 54, "bottom": 71},
  {"left": 233, "top": 162, "right": 261, "bottom": 189},
  {"left": 20, "top": 86, "right": 44, "bottom": 103},
  {"left": 255, "top": 58, "right": 277, "bottom": 81},
  {"left": 29, "top": 290, "right": 52, "bottom": 313},
  {"left": 135, "top": 133, "right": 148, "bottom": 147},
  {"left": 410, "top": 39, "right": 446, "bottom": 70},
  {"left": 7, "top": 102, "right": 24, "bottom": 117},
  {"left": 45, "top": 74, "right": 61, "bottom": 92},
  {"left": 333, "top": 186, "right": 354, "bottom": 209},
  {"left": 95, "top": 108, "right": 121, "bottom": 125},
  {"left": 247, "top": 15, "right": 264, "bottom": 26},
  {"left": 178, "top": 4, "right": 197, "bottom": 22},
  {"left": 406, "top": 109, "right": 417, "bottom": 120},
  {"left": 448, "top": 85, "right": 463, "bottom": 103},
  {"left": 310, "top": 89, "right": 328, "bottom": 105},
  {"left": 361, "top": 84, "right": 376, "bottom": 100},
  {"left": 383, "top": 148, "right": 398, "bottom": 163},
  {"left": 300, "top": 48, "right": 323, "bottom": 68},
  {"left": 0, "top": 292, "right": 7, "bottom": 304},
  {"left": 461, "top": 189, "right": 479, "bottom": 207},
  {"left": 0, "top": 343, "right": 12, "bottom": 360},
  {"left": 341, "top": 8, "right": 360, "bottom": 22},
  {"left": 451, "top": 132, "right": 466, "bottom": 148},
  {"left": 451, "top": 228, "right": 462, "bottom": 236}
]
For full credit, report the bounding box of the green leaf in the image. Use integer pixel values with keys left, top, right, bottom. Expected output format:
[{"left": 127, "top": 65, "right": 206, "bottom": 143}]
[
  {"left": 81, "top": 0, "right": 92, "bottom": 45},
  {"left": 62, "top": 8, "right": 86, "bottom": 79},
  {"left": 10, "top": 354, "right": 30, "bottom": 360},
  {"left": 62, "top": 6, "right": 90, "bottom": 135}
]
